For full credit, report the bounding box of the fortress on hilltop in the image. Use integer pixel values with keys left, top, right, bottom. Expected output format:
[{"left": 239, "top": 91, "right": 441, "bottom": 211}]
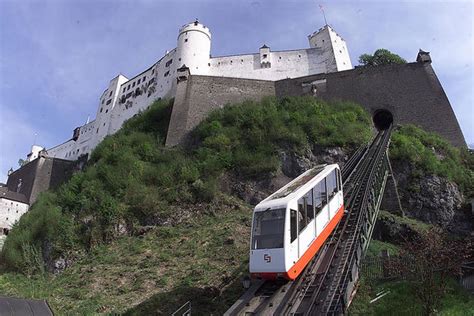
[
  {"left": 1, "top": 20, "right": 467, "bottom": 236},
  {"left": 44, "top": 20, "right": 352, "bottom": 161}
]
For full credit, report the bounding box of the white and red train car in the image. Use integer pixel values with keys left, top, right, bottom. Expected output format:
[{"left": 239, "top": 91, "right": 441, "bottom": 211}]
[{"left": 249, "top": 164, "right": 344, "bottom": 280}]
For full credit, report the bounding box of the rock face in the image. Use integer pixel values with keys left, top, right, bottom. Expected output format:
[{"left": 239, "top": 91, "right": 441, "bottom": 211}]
[
  {"left": 391, "top": 162, "right": 467, "bottom": 231},
  {"left": 225, "top": 146, "right": 350, "bottom": 206},
  {"left": 279, "top": 146, "right": 348, "bottom": 179}
]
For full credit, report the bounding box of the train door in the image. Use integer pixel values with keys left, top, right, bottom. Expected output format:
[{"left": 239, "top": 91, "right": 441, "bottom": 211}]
[
  {"left": 327, "top": 169, "right": 342, "bottom": 218},
  {"left": 314, "top": 178, "right": 328, "bottom": 236},
  {"left": 289, "top": 207, "right": 299, "bottom": 262}
]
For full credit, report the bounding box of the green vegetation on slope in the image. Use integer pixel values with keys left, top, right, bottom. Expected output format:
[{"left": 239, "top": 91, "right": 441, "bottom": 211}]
[
  {"left": 1, "top": 96, "right": 371, "bottom": 293},
  {"left": 0, "top": 96, "right": 371, "bottom": 313},
  {"left": 390, "top": 125, "right": 474, "bottom": 196},
  {"left": 193, "top": 96, "right": 371, "bottom": 177},
  {"left": 0, "top": 196, "right": 251, "bottom": 314},
  {"left": 349, "top": 279, "right": 474, "bottom": 316},
  {"left": 350, "top": 240, "right": 474, "bottom": 316}
]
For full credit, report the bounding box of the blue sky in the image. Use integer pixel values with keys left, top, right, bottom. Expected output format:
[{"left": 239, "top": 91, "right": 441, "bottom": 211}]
[{"left": 0, "top": 0, "right": 472, "bottom": 182}]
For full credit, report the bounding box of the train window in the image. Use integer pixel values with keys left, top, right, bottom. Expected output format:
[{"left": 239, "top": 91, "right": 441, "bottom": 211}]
[
  {"left": 297, "top": 197, "right": 308, "bottom": 233},
  {"left": 251, "top": 208, "right": 285, "bottom": 250},
  {"left": 327, "top": 170, "right": 338, "bottom": 199},
  {"left": 314, "top": 179, "right": 327, "bottom": 215},
  {"left": 337, "top": 169, "right": 342, "bottom": 190},
  {"left": 305, "top": 189, "right": 314, "bottom": 222},
  {"left": 290, "top": 209, "right": 297, "bottom": 243}
]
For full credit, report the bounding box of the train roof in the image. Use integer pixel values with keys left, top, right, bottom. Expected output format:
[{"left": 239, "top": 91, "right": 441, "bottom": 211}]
[{"left": 256, "top": 164, "right": 339, "bottom": 210}]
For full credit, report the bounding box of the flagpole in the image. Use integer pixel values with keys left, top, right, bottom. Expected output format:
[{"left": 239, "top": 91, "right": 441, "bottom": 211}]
[{"left": 319, "top": 4, "right": 328, "bottom": 26}]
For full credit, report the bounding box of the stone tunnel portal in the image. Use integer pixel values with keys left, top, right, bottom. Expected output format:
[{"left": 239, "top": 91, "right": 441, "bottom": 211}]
[{"left": 373, "top": 109, "right": 394, "bottom": 130}]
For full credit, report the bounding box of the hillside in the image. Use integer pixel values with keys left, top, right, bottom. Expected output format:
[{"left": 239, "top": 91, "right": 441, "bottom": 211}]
[{"left": 0, "top": 96, "right": 373, "bottom": 314}]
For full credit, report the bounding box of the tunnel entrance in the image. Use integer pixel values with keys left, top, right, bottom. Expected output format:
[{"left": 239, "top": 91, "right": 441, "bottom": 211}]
[{"left": 373, "top": 109, "right": 394, "bottom": 130}]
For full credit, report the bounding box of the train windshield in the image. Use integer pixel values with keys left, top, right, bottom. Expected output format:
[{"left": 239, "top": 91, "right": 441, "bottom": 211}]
[{"left": 251, "top": 208, "right": 285, "bottom": 250}]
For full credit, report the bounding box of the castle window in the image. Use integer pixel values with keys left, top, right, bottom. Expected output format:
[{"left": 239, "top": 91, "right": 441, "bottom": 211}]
[
  {"left": 100, "top": 108, "right": 103, "bottom": 113},
  {"left": 132, "top": 82, "right": 136, "bottom": 88},
  {"left": 109, "top": 91, "right": 113, "bottom": 97},
  {"left": 185, "top": 38, "right": 188, "bottom": 42},
  {"left": 164, "top": 70, "right": 170, "bottom": 77},
  {"left": 127, "top": 85, "right": 131, "bottom": 90},
  {"left": 101, "top": 99, "right": 104, "bottom": 104},
  {"left": 152, "top": 69, "right": 155, "bottom": 74},
  {"left": 106, "top": 99, "right": 112, "bottom": 105},
  {"left": 262, "top": 54, "right": 267, "bottom": 59},
  {"left": 103, "top": 123, "right": 106, "bottom": 126},
  {"left": 105, "top": 109, "right": 109, "bottom": 113},
  {"left": 279, "top": 56, "right": 281, "bottom": 59},
  {"left": 96, "top": 128, "right": 99, "bottom": 133},
  {"left": 241, "top": 59, "right": 243, "bottom": 62},
  {"left": 298, "top": 55, "right": 301, "bottom": 58},
  {"left": 138, "top": 79, "right": 141, "bottom": 84},
  {"left": 165, "top": 59, "right": 173, "bottom": 67},
  {"left": 339, "top": 50, "right": 342, "bottom": 53},
  {"left": 208, "top": 63, "right": 211, "bottom": 66},
  {"left": 123, "top": 87, "right": 126, "bottom": 93},
  {"left": 178, "top": 58, "right": 181, "bottom": 61},
  {"left": 143, "top": 76, "right": 146, "bottom": 81}
]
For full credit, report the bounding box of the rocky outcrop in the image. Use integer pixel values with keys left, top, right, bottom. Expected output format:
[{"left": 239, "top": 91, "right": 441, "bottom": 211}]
[
  {"left": 373, "top": 211, "right": 424, "bottom": 244},
  {"left": 279, "top": 146, "right": 349, "bottom": 179},
  {"left": 223, "top": 146, "right": 350, "bottom": 206},
  {"left": 390, "top": 162, "right": 470, "bottom": 233}
]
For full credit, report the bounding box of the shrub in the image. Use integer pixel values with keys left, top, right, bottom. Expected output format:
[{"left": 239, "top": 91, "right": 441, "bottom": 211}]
[
  {"left": 2, "top": 96, "right": 372, "bottom": 273},
  {"left": 390, "top": 125, "right": 474, "bottom": 197}
]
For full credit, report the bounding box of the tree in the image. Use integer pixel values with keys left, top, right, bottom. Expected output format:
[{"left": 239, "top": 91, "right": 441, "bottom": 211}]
[
  {"left": 393, "top": 228, "right": 471, "bottom": 315},
  {"left": 358, "top": 48, "right": 407, "bottom": 66},
  {"left": 18, "top": 159, "right": 26, "bottom": 167}
]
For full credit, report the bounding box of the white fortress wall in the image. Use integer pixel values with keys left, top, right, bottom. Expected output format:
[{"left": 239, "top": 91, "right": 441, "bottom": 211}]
[
  {"left": 41, "top": 22, "right": 352, "bottom": 164},
  {"left": 47, "top": 139, "right": 77, "bottom": 160},
  {"left": 208, "top": 48, "right": 330, "bottom": 80},
  {"left": 109, "top": 49, "right": 178, "bottom": 134},
  {"left": 0, "top": 198, "right": 29, "bottom": 231}
]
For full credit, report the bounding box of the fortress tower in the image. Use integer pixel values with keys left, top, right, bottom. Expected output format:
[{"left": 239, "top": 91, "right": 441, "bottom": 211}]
[
  {"left": 175, "top": 20, "right": 211, "bottom": 75},
  {"left": 308, "top": 25, "right": 352, "bottom": 72}
]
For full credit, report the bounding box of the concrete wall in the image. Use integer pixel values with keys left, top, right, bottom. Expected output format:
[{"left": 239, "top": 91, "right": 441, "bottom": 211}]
[
  {"left": 275, "top": 62, "right": 466, "bottom": 147},
  {"left": 166, "top": 73, "right": 276, "bottom": 146},
  {"left": 6, "top": 157, "right": 76, "bottom": 204}
]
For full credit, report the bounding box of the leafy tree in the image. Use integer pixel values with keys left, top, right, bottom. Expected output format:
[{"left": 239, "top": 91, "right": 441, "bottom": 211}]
[
  {"left": 392, "top": 229, "right": 471, "bottom": 315},
  {"left": 359, "top": 48, "right": 407, "bottom": 66},
  {"left": 18, "top": 159, "right": 26, "bottom": 167}
]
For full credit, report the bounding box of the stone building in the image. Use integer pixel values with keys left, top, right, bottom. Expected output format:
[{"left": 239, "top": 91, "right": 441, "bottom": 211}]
[
  {"left": 0, "top": 187, "right": 29, "bottom": 236},
  {"left": 42, "top": 21, "right": 351, "bottom": 161}
]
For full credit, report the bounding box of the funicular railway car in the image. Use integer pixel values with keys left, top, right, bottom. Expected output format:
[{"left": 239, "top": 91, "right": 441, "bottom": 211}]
[{"left": 249, "top": 164, "right": 344, "bottom": 280}]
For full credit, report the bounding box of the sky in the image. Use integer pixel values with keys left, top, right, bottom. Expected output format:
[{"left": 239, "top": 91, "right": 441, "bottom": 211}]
[{"left": 0, "top": 0, "right": 473, "bottom": 183}]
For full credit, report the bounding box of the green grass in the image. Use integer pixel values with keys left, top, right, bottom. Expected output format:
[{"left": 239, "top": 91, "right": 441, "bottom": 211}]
[
  {"left": 390, "top": 125, "right": 473, "bottom": 197},
  {"left": 1, "top": 96, "right": 372, "bottom": 274},
  {"left": 365, "top": 239, "right": 400, "bottom": 258},
  {"left": 349, "top": 279, "right": 474, "bottom": 316},
  {"left": 378, "top": 210, "right": 432, "bottom": 233},
  {"left": 0, "top": 195, "right": 252, "bottom": 315}
]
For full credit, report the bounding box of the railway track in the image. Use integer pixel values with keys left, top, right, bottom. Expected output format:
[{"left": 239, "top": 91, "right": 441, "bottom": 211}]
[{"left": 225, "top": 127, "right": 392, "bottom": 316}]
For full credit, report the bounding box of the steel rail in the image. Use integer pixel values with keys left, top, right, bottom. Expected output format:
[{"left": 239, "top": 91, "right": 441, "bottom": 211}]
[{"left": 224, "top": 129, "right": 391, "bottom": 316}]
